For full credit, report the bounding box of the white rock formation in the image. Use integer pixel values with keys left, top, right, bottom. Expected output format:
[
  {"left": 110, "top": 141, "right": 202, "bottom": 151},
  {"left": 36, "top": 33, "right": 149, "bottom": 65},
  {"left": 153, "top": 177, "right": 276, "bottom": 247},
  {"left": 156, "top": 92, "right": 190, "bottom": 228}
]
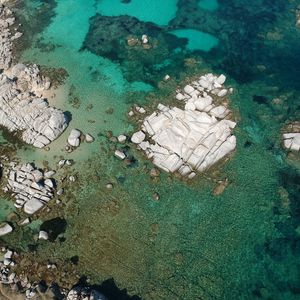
[
  {"left": 5, "top": 163, "right": 56, "bottom": 215},
  {"left": 131, "top": 73, "right": 237, "bottom": 177},
  {"left": 0, "top": 5, "right": 68, "bottom": 148},
  {"left": 0, "top": 223, "right": 12, "bottom": 236},
  {"left": 283, "top": 132, "right": 300, "bottom": 151},
  {"left": 68, "top": 129, "right": 81, "bottom": 147},
  {"left": 0, "top": 4, "right": 23, "bottom": 70},
  {"left": 85, "top": 133, "right": 94, "bottom": 143},
  {"left": 114, "top": 150, "right": 126, "bottom": 160},
  {"left": 0, "top": 67, "right": 68, "bottom": 148}
]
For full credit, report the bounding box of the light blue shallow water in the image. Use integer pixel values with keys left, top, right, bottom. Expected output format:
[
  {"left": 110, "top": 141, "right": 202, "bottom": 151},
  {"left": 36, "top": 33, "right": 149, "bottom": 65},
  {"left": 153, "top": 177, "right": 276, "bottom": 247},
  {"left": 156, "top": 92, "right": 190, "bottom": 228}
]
[{"left": 96, "top": 0, "right": 178, "bottom": 26}]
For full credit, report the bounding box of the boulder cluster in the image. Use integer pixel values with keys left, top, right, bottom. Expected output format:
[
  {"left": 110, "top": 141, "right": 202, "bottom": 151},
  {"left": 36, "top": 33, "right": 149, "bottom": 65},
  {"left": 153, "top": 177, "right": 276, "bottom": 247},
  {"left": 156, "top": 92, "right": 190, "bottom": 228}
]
[
  {"left": 131, "top": 73, "right": 237, "bottom": 178},
  {"left": 4, "top": 162, "right": 56, "bottom": 215},
  {"left": 0, "top": 64, "right": 68, "bottom": 148},
  {"left": 0, "top": 2, "right": 68, "bottom": 148}
]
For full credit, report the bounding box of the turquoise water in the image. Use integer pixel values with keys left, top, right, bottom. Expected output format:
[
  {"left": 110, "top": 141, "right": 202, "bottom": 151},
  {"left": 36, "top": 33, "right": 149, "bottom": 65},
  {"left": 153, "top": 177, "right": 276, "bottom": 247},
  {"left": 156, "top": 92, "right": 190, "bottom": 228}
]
[
  {"left": 1, "top": 0, "right": 300, "bottom": 299},
  {"left": 198, "top": 0, "right": 218, "bottom": 11},
  {"left": 96, "top": 0, "right": 178, "bottom": 25},
  {"left": 169, "top": 29, "right": 219, "bottom": 51}
]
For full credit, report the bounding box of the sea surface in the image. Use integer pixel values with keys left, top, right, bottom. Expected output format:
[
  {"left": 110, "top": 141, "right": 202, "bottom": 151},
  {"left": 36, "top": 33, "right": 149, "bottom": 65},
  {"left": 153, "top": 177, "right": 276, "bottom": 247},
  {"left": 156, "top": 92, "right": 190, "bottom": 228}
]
[{"left": 1, "top": 0, "right": 300, "bottom": 299}]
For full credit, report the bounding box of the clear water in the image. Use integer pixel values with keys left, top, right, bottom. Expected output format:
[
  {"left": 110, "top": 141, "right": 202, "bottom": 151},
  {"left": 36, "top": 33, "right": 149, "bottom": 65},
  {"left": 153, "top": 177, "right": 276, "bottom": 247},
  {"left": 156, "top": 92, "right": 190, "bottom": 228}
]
[
  {"left": 1, "top": 0, "right": 300, "bottom": 299},
  {"left": 198, "top": 0, "right": 218, "bottom": 11},
  {"left": 169, "top": 29, "right": 219, "bottom": 51},
  {"left": 96, "top": 0, "right": 178, "bottom": 26}
]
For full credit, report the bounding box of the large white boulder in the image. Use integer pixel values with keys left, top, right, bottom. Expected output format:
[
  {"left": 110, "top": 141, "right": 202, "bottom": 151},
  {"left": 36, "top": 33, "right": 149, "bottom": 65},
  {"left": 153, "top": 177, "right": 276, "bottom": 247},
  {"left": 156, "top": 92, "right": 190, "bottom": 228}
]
[
  {"left": 68, "top": 129, "right": 81, "bottom": 147},
  {"left": 131, "top": 131, "right": 146, "bottom": 144},
  {"left": 0, "top": 223, "right": 13, "bottom": 236},
  {"left": 133, "top": 73, "right": 236, "bottom": 178}
]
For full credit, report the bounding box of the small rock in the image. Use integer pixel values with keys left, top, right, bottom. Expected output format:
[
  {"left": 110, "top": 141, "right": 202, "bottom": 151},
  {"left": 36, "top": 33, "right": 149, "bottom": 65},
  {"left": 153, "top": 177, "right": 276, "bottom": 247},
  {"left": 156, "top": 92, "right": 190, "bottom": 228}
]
[
  {"left": 85, "top": 133, "right": 94, "bottom": 143},
  {"left": 114, "top": 150, "right": 126, "bottom": 160},
  {"left": 38, "top": 231, "right": 49, "bottom": 240},
  {"left": 0, "top": 223, "right": 13, "bottom": 236},
  {"left": 117, "top": 134, "right": 127, "bottom": 143},
  {"left": 67, "top": 129, "right": 81, "bottom": 147}
]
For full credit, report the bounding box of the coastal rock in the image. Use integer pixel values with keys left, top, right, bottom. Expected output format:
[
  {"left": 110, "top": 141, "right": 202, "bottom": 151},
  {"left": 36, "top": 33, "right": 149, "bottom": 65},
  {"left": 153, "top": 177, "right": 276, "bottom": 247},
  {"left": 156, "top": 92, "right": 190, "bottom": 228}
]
[
  {"left": 132, "top": 73, "right": 236, "bottom": 177},
  {"left": 282, "top": 122, "right": 300, "bottom": 151},
  {"left": 131, "top": 131, "right": 145, "bottom": 144},
  {"left": 283, "top": 133, "right": 300, "bottom": 151},
  {"left": 85, "top": 133, "right": 94, "bottom": 143},
  {"left": 0, "top": 5, "right": 22, "bottom": 70},
  {"left": 0, "top": 223, "right": 12, "bottom": 236},
  {"left": 115, "top": 150, "right": 126, "bottom": 160},
  {"left": 6, "top": 163, "right": 56, "bottom": 215},
  {"left": 68, "top": 129, "right": 81, "bottom": 147},
  {"left": 0, "top": 69, "right": 68, "bottom": 148}
]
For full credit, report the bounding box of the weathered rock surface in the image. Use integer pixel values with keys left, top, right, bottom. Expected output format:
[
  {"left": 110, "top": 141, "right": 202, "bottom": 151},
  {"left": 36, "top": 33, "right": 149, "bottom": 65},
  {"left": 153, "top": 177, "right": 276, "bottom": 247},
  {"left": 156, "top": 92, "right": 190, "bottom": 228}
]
[
  {"left": 283, "top": 132, "right": 300, "bottom": 151},
  {"left": 131, "top": 73, "right": 237, "bottom": 177},
  {"left": 282, "top": 122, "right": 300, "bottom": 151},
  {"left": 68, "top": 129, "right": 81, "bottom": 147},
  {"left": 0, "top": 4, "right": 22, "bottom": 70},
  {"left": 0, "top": 4, "right": 68, "bottom": 148},
  {"left": 0, "top": 66, "right": 68, "bottom": 148},
  {"left": 0, "top": 223, "right": 12, "bottom": 236},
  {"left": 5, "top": 163, "right": 56, "bottom": 215}
]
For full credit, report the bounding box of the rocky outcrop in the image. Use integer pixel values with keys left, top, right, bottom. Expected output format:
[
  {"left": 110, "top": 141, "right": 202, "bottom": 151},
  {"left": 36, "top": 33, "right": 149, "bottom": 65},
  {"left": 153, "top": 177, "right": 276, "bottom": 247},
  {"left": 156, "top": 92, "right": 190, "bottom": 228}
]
[
  {"left": 282, "top": 122, "right": 300, "bottom": 151},
  {"left": 4, "top": 162, "right": 56, "bottom": 215},
  {"left": 131, "top": 74, "right": 237, "bottom": 178},
  {"left": 0, "top": 65, "right": 68, "bottom": 148},
  {"left": 67, "top": 286, "right": 107, "bottom": 300},
  {"left": 0, "top": 2, "right": 68, "bottom": 148},
  {"left": 0, "top": 4, "right": 22, "bottom": 70}
]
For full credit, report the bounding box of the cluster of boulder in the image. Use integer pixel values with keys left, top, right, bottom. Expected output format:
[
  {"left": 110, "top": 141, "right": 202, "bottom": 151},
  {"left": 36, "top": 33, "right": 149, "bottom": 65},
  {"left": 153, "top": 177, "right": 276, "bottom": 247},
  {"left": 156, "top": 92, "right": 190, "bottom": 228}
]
[
  {"left": 67, "top": 286, "right": 107, "bottom": 300},
  {"left": 282, "top": 122, "right": 300, "bottom": 151},
  {"left": 4, "top": 162, "right": 56, "bottom": 215},
  {"left": 130, "top": 73, "right": 237, "bottom": 178},
  {"left": 0, "top": 64, "right": 68, "bottom": 148},
  {"left": 0, "top": 2, "right": 68, "bottom": 149},
  {"left": 0, "top": 3, "right": 22, "bottom": 70}
]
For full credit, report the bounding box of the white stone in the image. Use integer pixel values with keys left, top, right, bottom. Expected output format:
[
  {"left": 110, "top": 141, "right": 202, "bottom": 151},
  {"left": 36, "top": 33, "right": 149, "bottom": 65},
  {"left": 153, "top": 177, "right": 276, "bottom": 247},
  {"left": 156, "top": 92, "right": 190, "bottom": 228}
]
[
  {"left": 114, "top": 150, "right": 126, "bottom": 160},
  {"left": 38, "top": 230, "right": 49, "bottom": 240},
  {"left": 132, "top": 73, "right": 237, "bottom": 178},
  {"left": 85, "top": 133, "right": 94, "bottom": 143},
  {"left": 131, "top": 131, "right": 146, "bottom": 144},
  {"left": 283, "top": 132, "right": 300, "bottom": 151},
  {"left": 216, "top": 74, "right": 226, "bottom": 85},
  {"left": 68, "top": 129, "right": 81, "bottom": 147},
  {"left": 24, "top": 198, "right": 44, "bottom": 215},
  {"left": 0, "top": 223, "right": 13, "bottom": 236}
]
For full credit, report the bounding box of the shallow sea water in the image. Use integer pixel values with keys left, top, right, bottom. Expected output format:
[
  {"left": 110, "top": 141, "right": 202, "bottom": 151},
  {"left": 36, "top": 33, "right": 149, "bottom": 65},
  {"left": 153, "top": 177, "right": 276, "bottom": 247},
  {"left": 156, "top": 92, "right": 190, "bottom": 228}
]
[{"left": 1, "top": 0, "right": 300, "bottom": 299}]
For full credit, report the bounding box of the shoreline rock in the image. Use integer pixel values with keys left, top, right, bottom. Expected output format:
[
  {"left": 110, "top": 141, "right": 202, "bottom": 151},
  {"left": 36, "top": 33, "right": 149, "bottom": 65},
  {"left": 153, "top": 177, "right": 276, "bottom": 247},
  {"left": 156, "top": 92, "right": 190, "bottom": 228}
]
[{"left": 131, "top": 73, "right": 237, "bottom": 178}]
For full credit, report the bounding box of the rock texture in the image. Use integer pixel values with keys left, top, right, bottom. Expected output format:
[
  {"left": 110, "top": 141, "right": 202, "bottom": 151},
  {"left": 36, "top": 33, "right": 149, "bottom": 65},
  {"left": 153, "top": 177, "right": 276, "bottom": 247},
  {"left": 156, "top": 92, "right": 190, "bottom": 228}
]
[
  {"left": 0, "top": 64, "right": 68, "bottom": 148},
  {"left": 0, "top": 4, "right": 23, "bottom": 70},
  {"left": 282, "top": 122, "right": 300, "bottom": 151},
  {"left": 5, "top": 162, "right": 55, "bottom": 215},
  {"left": 0, "top": 3, "right": 68, "bottom": 148},
  {"left": 131, "top": 74, "right": 237, "bottom": 178}
]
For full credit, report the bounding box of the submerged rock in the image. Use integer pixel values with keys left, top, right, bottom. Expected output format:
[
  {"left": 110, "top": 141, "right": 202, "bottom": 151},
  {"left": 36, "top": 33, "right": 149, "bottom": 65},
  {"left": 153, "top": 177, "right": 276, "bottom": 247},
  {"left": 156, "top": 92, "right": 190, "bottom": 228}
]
[
  {"left": 0, "top": 223, "right": 13, "bottom": 236},
  {"left": 131, "top": 73, "right": 237, "bottom": 177}
]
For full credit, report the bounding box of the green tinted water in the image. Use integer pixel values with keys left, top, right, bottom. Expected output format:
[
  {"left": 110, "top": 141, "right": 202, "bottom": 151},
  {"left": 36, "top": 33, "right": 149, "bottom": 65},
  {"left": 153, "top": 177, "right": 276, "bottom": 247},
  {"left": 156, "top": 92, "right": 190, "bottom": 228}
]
[{"left": 1, "top": 0, "right": 299, "bottom": 299}]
